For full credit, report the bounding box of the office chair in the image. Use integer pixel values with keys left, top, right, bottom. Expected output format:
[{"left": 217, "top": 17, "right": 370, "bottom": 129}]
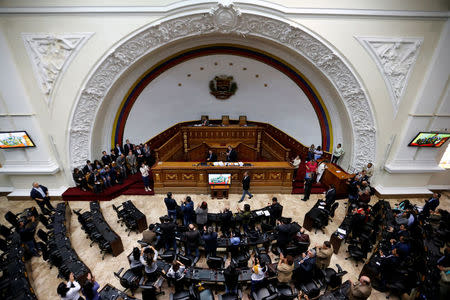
[
  {"left": 178, "top": 253, "right": 198, "bottom": 267},
  {"left": 276, "top": 284, "right": 298, "bottom": 300},
  {"left": 320, "top": 264, "right": 348, "bottom": 290},
  {"left": 37, "top": 229, "right": 49, "bottom": 244},
  {"left": 170, "top": 285, "right": 195, "bottom": 300},
  {"left": 114, "top": 267, "right": 141, "bottom": 295},
  {"left": 4, "top": 211, "right": 19, "bottom": 228},
  {"left": 0, "top": 224, "right": 11, "bottom": 239},
  {"left": 218, "top": 290, "right": 243, "bottom": 300},
  {"left": 251, "top": 284, "right": 279, "bottom": 300},
  {"left": 206, "top": 255, "right": 225, "bottom": 269},
  {"left": 328, "top": 203, "right": 339, "bottom": 220}
]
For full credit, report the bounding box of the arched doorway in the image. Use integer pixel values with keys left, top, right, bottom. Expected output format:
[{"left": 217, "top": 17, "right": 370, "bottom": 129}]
[{"left": 68, "top": 3, "right": 376, "bottom": 174}]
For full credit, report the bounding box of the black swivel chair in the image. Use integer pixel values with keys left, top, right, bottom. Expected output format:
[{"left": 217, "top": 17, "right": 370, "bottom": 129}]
[
  {"left": 4, "top": 211, "right": 19, "bottom": 228},
  {"left": 276, "top": 284, "right": 298, "bottom": 300},
  {"left": 114, "top": 267, "right": 141, "bottom": 295},
  {"left": 251, "top": 284, "right": 279, "bottom": 300},
  {"left": 206, "top": 255, "right": 225, "bottom": 269}
]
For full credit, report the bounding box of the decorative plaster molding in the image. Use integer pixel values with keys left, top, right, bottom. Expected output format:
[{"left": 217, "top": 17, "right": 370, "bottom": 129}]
[
  {"left": 374, "top": 184, "right": 432, "bottom": 195},
  {"left": 384, "top": 161, "right": 446, "bottom": 173},
  {"left": 69, "top": 3, "right": 376, "bottom": 172},
  {"left": 0, "top": 160, "right": 60, "bottom": 175},
  {"left": 22, "top": 33, "right": 94, "bottom": 105},
  {"left": 1, "top": 0, "right": 448, "bottom": 19},
  {"left": 357, "top": 37, "right": 422, "bottom": 117}
]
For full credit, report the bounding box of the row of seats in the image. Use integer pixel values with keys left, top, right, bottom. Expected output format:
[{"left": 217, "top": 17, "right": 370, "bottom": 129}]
[
  {"left": 0, "top": 227, "right": 37, "bottom": 299},
  {"left": 40, "top": 202, "right": 91, "bottom": 284}
]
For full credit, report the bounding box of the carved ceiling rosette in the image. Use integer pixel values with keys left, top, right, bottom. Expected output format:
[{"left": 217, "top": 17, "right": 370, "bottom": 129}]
[{"left": 69, "top": 3, "right": 376, "bottom": 172}]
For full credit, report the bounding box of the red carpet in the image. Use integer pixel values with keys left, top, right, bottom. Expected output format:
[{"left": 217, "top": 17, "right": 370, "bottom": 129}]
[
  {"left": 291, "top": 161, "right": 327, "bottom": 195},
  {"left": 62, "top": 173, "right": 154, "bottom": 201}
]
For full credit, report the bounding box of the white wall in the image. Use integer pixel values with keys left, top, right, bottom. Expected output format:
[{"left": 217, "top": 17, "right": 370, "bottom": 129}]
[{"left": 124, "top": 54, "right": 322, "bottom": 148}]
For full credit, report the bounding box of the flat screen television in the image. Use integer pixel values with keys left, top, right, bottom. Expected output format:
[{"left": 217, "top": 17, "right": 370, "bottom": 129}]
[
  {"left": 0, "top": 131, "right": 35, "bottom": 149},
  {"left": 208, "top": 174, "right": 231, "bottom": 185},
  {"left": 408, "top": 132, "right": 450, "bottom": 147}
]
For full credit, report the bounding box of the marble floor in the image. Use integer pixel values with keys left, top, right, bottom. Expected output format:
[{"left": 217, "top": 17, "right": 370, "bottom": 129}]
[{"left": 0, "top": 191, "right": 448, "bottom": 300}]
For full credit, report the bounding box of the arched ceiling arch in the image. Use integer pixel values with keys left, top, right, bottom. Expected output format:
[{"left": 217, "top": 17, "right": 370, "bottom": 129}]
[{"left": 69, "top": 3, "right": 376, "bottom": 171}]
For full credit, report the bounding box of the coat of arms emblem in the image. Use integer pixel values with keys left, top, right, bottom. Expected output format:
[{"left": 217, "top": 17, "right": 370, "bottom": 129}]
[{"left": 209, "top": 75, "right": 237, "bottom": 100}]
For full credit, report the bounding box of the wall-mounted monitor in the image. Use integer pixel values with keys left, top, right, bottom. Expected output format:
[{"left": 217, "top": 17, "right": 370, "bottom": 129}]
[
  {"left": 408, "top": 132, "right": 450, "bottom": 147},
  {"left": 0, "top": 131, "right": 35, "bottom": 149},
  {"left": 208, "top": 174, "right": 231, "bottom": 185}
]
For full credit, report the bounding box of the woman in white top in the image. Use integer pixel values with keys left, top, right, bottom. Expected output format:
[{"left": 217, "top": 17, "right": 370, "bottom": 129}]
[
  {"left": 291, "top": 155, "right": 301, "bottom": 181},
  {"left": 57, "top": 273, "right": 81, "bottom": 300},
  {"left": 251, "top": 258, "right": 267, "bottom": 293},
  {"left": 316, "top": 161, "right": 327, "bottom": 183},
  {"left": 140, "top": 245, "right": 159, "bottom": 282},
  {"left": 140, "top": 162, "right": 152, "bottom": 192},
  {"left": 314, "top": 146, "right": 323, "bottom": 161}
]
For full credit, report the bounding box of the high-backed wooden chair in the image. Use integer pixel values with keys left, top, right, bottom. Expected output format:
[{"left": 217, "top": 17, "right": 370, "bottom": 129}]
[
  {"left": 222, "top": 115, "right": 230, "bottom": 125},
  {"left": 239, "top": 115, "right": 247, "bottom": 126}
]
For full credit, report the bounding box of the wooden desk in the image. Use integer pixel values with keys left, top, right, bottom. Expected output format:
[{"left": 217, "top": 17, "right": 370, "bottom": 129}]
[
  {"left": 210, "top": 185, "right": 229, "bottom": 199},
  {"left": 152, "top": 161, "right": 293, "bottom": 194},
  {"left": 321, "top": 163, "right": 354, "bottom": 196}
]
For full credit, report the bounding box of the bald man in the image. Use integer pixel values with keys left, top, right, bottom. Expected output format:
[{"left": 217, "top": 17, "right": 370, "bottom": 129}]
[
  {"left": 183, "top": 224, "right": 201, "bottom": 258},
  {"left": 30, "top": 182, "right": 55, "bottom": 215},
  {"left": 348, "top": 276, "right": 372, "bottom": 300}
]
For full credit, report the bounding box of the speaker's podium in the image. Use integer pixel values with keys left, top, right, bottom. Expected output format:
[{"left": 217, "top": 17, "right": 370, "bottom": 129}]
[
  {"left": 210, "top": 184, "right": 229, "bottom": 199},
  {"left": 208, "top": 173, "right": 231, "bottom": 199}
]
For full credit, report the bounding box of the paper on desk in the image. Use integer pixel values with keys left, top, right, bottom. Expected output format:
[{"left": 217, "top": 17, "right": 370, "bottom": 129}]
[
  {"left": 337, "top": 228, "right": 346, "bottom": 235},
  {"left": 264, "top": 210, "right": 270, "bottom": 216}
]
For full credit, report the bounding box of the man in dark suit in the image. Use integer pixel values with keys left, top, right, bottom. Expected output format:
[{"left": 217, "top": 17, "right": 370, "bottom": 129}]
[
  {"left": 269, "top": 197, "right": 283, "bottom": 226},
  {"left": 276, "top": 219, "right": 291, "bottom": 255},
  {"left": 124, "top": 139, "right": 134, "bottom": 155},
  {"left": 226, "top": 145, "right": 238, "bottom": 162},
  {"left": 239, "top": 171, "right": 253, "bottom": 202},
  {"left": 324, "top": 184, "right": 336, "bottom": 209},
  {"left": 30, "top": 182, "right": 54, "bottom": 214},
  {"left": 114, "top": 143, "right": 124, "bottom": 156},
  {"left": 83, "top": 160, "right": 94, "bottom": 174},
  {"left": 295, "top": 249, "right": 316, "bottom": 283},
  {"left": 206, "top": 150, "right": 217, "bottom": 163},
  {"left": 101, "top": 151, "right": 112, "bottom": 166},
  {"left": 421, "top": 192, "right": 441, "bottom": 219},
  {"left": 302, "top": 173, "right": 313, "bottom": 201}
]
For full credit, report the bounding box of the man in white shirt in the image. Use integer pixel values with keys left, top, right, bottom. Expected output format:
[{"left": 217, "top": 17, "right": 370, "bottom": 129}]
[{"left": 363, "top": 163, "right": 374, "bottom": 178}]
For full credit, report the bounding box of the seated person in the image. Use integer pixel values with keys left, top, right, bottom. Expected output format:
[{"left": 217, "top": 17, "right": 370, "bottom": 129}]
[
  {"left": 201, "top": 116, "right": 209, "bottom": 126},
  {"left": 314, "top": 146, "right": 323, "bottom": 161},
  {"left": 73, "top": 168, "right": 88, "bottom": 191},
  {"left": 129, "top": 247, "right": 143, "bottom": 272},
  {"left": 347, "top": 276, "right": 372, "bottom": 300},
  {"left": 206, "top": 149, "right": 217, "bottom": 162},
  {"left": 294, "top": 249, "right": 316, "bottom": 283},
  {"left": 142, "top": 224, "right": 157, "bottom": 246}
]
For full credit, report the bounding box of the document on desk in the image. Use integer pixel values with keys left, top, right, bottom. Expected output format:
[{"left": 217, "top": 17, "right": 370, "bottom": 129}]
[
  {"left": 264, "top": 210, "right": 270, "bottom": 216},
  {"left": 337, "top": 228, "right": 346, "bottom": 235}
]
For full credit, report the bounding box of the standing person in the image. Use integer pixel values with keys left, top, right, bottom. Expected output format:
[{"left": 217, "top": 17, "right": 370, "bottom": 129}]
[
  {"left": 135, "top": 145, "right": 145, "bottom": 166},
  {"left": 324, "top": 184, "right": 337, "bottom": 209},
  {"left": 332, "top": 143, "right": 344, "bottom": 164},
  {"left": 116, "top": 154, "right": 127, "bottom": 178},
  {"left": 195, "top": 201, "right": 208, "bottom": 229},
  {"left": 101, "top": 150, "right": 112, "bottom": 166},
  {"left": 123, "top": 139, "right": 134, "bottom": 155},
  {"left": 143, "top": 144, "right": 153, "bottom": 166},
  {"left": 202, "top": 226, "right": 218, "bottom": 257},
  {"left": 82, "top": 273, "right": 100, "bottom": 300},
  {"left": 269, "top": 197, "right": 283, "bottom": 226},
  {"left": 109, "top": 149, "right": 118, "bottom": 163},
  {"left": 142, "top": 224, "right": 157, "bottom": 246},
  {"left": 181, "top": 196, "right": 194, "bottom": 226},
  {"left": 276, "top": 219, "right": 291, "bottom": 255},
  {"left": 126, "top": 150, "right": 137, "bottom": 175},
  {"left": 57, "top": 273, "right": 81, "bottom": 300},
  {"left": 140, "top": 162, "right": 152, "bottom": 192},
  {"left": 115, "top": 143, "right": 124, "bottom": 156},
  {"left": 160, "top": 216, "right": 177, "bottom": 251},
  {"left": 307, "top": 144, "right": 315, "bottom": 161},
  {"left": 224, "top": 262, "right": 239, "bottom": 295},
  {"left": 250, "top": 257, "right": 267, "bottom": 293},
  {"left": 302, "top": 173, "right": 313, "bottom": 201},
  {"left": 164, "top": 192, "right": 178, "bottom": 222},
  {"left": 239, "top": 171, "right": 253, "bottom": 203},
  {"left": 421, "top": 192, "right": 441, "bottom": 219},
  {"left": 72, "top": 168, "right": 88, "bottom": 191},
  {"left": 163, "top": 260, "right": 186, "bottom": 292},
  {"left": 314, "top": 146, "right": 323, "bottom": 161},
  {"left": 291, "top": 155, "right": 301, "bottom": 181},
  {"left": 184, "top": 224, "right": 201, "bottom": 259},
  {"left": 305, "top": 159, "right": 318, "bottom": 179},
  {"left": 316, "top": 241, "right": 334, "bottom": 269},
  {"left": 30, "top": 182, "right": 55, "bottom": 215},
  {"left": 140, "top": 245, "right": 159, "bottom": 282},
  {"left": 18, "top": 215, "right": 39, "bottom": 257},
  {"left": 226, "top": 145, "right": 238, "bottom": 162},
  {"left": 316, "top": 161, "right": 327, "bottom": 183},
  {"left": 238, "top": 204, "right": 252, "bottom": 233},
  {"left": 277, "top": 253, "right": 294, "bottom": 284}
]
